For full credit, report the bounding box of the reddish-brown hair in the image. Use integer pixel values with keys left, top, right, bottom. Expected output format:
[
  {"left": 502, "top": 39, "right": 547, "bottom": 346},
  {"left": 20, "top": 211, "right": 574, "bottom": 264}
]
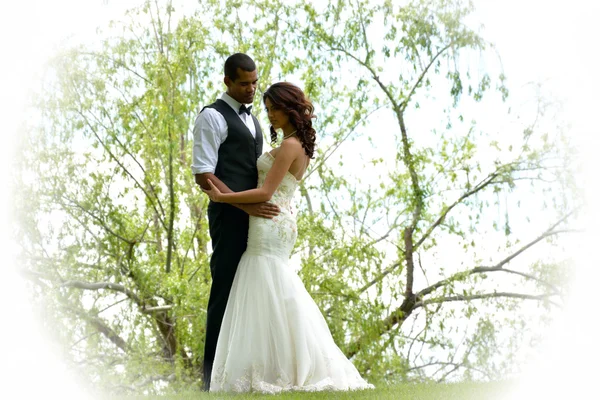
[{"left": 263, "top": 82, "right": 316, "bottom": 158}]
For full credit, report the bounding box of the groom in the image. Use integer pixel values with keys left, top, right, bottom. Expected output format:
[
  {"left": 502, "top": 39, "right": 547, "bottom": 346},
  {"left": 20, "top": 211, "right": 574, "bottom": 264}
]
[{"left": 192, "top": 53, "right": 280, "bottom": 390}]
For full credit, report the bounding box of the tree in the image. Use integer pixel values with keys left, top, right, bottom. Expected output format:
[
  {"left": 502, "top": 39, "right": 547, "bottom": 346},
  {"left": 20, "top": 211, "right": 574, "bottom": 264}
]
[
  {"left": 14, "top": 0, "right": 578, "bottom": 394},
  {"left": 292, "top": 0, "right": 579, "bottom": 381}
]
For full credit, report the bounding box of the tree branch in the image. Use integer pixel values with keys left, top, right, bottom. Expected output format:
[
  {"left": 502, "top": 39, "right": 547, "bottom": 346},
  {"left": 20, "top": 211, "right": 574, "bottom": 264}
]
[
  {"left": 407, "top": 361, "right": 492, "bottom": 381},
  {"left": 73, "top": 107, "right": 167, "bottom": 230},
  {"left": 358, "top": 261, "right": 402, "bottom": 294},
  {"left": 60, "top": 195, "right": 135, "bottom": 245},
  {"left": 401, "top": 42, "right": 454, "bottom": 111},
  {"left": 415, "top": 171, "right": 499, "bottom": 249},
  {"left": 66, "top": 306, "right": 130, "bottom": 353},
  {"left": 416, "top": 211, "right": 578, "bottom": 299},
  {"left": 77, "top": 51, "right": 152, "bottom": 85},
  {"left": 346, "top": 212, "right": 574, "bottom": 358},
  {"left": 61, "top": 280, "right": 143, "bottom": 305},
  {"left": 414, "top": 292, "right": 557, "bottom": 309},
  {"left": 303, "top": 104, "right": 385, "bottom": 180}
]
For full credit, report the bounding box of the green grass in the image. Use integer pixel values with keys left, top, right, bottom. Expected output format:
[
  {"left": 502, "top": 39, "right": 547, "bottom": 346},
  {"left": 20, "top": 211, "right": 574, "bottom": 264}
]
[{"left": 109, "top": 381, "right": 517, "bottom": 400}]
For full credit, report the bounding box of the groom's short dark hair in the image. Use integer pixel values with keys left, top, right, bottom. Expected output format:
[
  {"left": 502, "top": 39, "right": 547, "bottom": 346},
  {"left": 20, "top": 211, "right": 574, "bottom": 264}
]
[{"left": 224, "top": 53, "right": 256, "bottom": 81}]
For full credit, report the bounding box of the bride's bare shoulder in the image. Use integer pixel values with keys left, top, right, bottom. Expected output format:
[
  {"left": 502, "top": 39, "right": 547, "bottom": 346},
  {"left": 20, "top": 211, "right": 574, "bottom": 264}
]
[{"left": 281, "top": 137, "right": 303, "bottom": 153}]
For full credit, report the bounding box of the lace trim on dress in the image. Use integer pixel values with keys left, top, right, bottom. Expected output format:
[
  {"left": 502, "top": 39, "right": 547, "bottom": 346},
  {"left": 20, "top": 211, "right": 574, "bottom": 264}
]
[{"left": 211, "top": 362, "right": 374, "bottom": 394}]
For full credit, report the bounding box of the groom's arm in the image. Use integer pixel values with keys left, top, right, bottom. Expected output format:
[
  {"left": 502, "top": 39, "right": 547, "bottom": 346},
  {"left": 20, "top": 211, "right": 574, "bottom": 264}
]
[
  {"left": 192, "top": 108, "right": 279, "bottom": 218},
  {"left": 195, "top": 172, "right": 229, "bottom": 193},
  {"left": 195, "top": 173, "right": 280, "bottom": 218}
]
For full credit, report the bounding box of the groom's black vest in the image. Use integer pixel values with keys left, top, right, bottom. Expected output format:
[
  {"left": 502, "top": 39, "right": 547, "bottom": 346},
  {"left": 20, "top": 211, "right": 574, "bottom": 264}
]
[{"left": 202, "top": 99, "right": 263, "bottom": 192}]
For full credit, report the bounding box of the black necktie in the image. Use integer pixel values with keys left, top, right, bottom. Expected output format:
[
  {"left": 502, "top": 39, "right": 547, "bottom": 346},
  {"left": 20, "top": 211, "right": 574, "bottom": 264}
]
[{"left": 239, "top": 104, "right": 252, "bottom": 115}]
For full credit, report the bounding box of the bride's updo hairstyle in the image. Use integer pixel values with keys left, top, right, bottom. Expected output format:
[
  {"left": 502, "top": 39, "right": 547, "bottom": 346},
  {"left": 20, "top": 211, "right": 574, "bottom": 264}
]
[{"left": 263, "top": 82, "right": 316, "bottom": 159}]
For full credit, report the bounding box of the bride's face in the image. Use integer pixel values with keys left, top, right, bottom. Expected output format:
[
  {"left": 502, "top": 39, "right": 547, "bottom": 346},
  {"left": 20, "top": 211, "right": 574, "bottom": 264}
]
[{"left": 265, "top": 98, "right": 291, "bottom": 131}]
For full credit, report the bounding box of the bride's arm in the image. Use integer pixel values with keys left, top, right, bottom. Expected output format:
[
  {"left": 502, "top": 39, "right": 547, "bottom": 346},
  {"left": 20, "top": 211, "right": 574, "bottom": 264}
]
[{"left": 205, "top": 140, "right": 299, "bottom": 204}]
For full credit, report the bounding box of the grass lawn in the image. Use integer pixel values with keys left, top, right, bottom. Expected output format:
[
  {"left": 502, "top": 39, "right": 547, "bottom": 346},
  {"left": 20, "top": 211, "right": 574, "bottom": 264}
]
[{"left": 109, "top": 380, "right": 518, "bottom": 400}]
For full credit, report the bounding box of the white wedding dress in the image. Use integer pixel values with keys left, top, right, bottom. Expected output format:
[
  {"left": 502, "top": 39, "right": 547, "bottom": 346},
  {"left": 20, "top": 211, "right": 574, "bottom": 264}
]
[{"left": 210, "top": 152, "right": 374, "bottom": 393}]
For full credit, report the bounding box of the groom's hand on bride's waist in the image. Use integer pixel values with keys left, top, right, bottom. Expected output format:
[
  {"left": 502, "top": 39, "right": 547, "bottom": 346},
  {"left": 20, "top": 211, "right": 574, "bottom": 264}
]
[{"left": 238, "top": 202, "right": 280, "bottom": 219}]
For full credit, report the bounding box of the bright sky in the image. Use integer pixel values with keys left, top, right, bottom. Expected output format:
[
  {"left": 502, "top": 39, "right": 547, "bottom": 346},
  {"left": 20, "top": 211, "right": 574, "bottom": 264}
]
[{"left": 1, "top": 0, "right": 598, "bottom": 398}]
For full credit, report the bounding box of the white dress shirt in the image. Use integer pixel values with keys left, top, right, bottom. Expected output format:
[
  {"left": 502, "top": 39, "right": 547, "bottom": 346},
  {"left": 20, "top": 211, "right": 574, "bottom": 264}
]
[{"left": 191, "top": 93, "right": 257, "bottom": 175}]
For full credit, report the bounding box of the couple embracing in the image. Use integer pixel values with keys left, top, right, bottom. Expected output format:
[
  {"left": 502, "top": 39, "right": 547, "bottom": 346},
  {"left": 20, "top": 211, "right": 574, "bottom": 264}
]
[{"left": 192, "top": 53, "right": 374, "bottom": 393}]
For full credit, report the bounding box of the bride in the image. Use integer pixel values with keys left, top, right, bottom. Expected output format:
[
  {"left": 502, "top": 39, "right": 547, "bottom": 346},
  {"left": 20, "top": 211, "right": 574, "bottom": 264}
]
[{"left": 202, "top": 82, "right": 374, "bottom": 393}]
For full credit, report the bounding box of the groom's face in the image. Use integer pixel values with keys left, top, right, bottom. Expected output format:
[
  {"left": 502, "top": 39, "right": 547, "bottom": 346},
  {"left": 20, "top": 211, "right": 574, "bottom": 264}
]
[{"left": 225, "top": 68, "right": 258, "bottom": 105}]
